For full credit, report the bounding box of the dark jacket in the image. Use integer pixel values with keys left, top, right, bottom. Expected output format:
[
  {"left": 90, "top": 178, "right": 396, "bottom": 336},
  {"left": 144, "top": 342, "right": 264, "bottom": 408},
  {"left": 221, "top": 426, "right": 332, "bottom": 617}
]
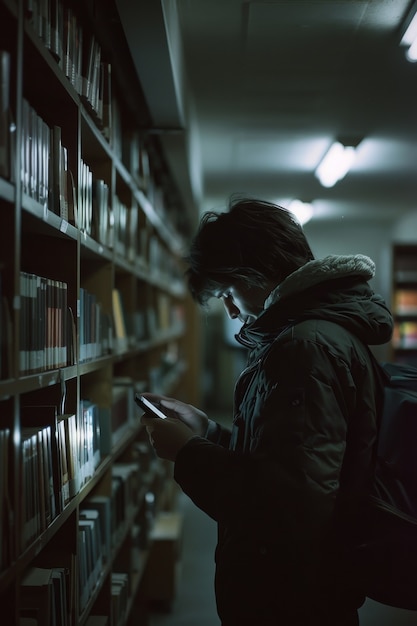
[{"left": 174, "top": 255, "right": 393, "bottom": 625}]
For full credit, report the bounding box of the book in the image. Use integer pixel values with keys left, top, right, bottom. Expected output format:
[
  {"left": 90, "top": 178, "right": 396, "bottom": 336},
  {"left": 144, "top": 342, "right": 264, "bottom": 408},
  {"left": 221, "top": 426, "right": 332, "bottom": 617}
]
[
  {"left": 112, "top": 289, "right": 128, "bottom": 353},
  {"left": 67, "top": 169, "right": 78, "bottom": 226},
  {"left": 50, "top": 568, "right": 69, "bottom": 626},
  {"left": 49, "top": 0, "right": 64, "bottom": 64},
  {"left": 20, "top": 428, "right": 41, "bottom": 546},
  {"left": 52, "top": 126, "right": 68, "bottom": 219},
  {"left": 1, "top": 293, "right": 12, "bottom": 379},
  {"left": 0, "top": 50, "right": 11, "bottom": 179},
  {"left": 79, "top": 510, "right": 103, "bottom": 582},
  {"left": 20, "top": 566, "right": 53, "bottom": 626},
  {"left": 111, "top": 572, "right": 129, "bottom": 624},
  {"left": 82, "top": 495, "right": 111, "bottom": 563},
  {"left": 91, "top": 178, "right": 110, "bottom": 246},
  {"left": 0, "top": 427, "right": 11, "bottom": 570},
  {"left": 79, "top": 517, "right": 101, "bottom": 594},
  {"left": 57, "top": 413, "right": 79, "bottom": 498},
  {"left": 56, "top": 417, "right": 70, "bottom": 506}
]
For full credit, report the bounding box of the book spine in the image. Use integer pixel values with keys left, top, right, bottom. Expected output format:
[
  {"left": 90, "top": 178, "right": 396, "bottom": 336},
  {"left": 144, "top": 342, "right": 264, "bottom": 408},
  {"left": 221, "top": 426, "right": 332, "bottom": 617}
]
[{"left": 0, "top": 50, "right": 10, "bottom": 179}]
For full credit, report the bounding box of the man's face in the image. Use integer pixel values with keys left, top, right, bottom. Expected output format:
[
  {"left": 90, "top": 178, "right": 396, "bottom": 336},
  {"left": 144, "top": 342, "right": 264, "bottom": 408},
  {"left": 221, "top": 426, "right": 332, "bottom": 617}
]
[{"left": 215, "top": 281, "right": 274, "bottom": 324}]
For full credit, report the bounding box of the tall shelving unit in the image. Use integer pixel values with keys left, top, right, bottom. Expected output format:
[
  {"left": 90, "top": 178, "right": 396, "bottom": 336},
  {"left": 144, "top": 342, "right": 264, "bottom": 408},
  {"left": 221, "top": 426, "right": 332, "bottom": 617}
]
[
  {"left": 391, "top": 244, "right": 417, "bottom": 366},
  {"left": 0, "top": 0, "right": 199, "bottom": 623}
]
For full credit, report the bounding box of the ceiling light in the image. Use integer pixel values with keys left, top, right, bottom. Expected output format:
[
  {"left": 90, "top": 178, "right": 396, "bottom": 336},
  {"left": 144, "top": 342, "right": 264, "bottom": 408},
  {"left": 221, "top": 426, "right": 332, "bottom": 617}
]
[
  {"left": 315, "top": 141, "right": 356, "bottom": 188},
  {"left": 288, "top": 199, "right": 314, "bottom": 225},
  {"left": 401, "top": 10, "right": 417, "bottom": 62}
]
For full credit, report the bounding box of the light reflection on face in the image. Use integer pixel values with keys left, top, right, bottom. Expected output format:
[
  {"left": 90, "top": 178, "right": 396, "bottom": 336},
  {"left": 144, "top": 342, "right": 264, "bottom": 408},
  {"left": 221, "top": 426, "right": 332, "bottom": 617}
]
[{"left": 215, "top": 282, "right": 274, "bottom": 324}]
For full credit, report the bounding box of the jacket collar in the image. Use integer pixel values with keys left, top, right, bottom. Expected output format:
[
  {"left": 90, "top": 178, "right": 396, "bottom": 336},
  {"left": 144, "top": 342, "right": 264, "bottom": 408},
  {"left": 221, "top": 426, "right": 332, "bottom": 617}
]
[{"left": 264, "top": 254, "right": 375, "bottom": 310}]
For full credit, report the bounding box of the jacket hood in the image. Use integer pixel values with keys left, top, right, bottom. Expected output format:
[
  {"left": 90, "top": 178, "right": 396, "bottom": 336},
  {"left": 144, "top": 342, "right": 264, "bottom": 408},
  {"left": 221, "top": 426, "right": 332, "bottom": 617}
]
[{"left": 237, "top": 254, "right": 393, "bottom": 348}]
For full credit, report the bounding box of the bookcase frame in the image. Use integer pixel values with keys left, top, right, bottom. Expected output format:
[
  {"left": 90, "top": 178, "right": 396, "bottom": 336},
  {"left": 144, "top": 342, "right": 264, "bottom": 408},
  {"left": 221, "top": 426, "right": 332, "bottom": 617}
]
[{"left": 0, "top": 0, "right": 200, "bottom": 623}]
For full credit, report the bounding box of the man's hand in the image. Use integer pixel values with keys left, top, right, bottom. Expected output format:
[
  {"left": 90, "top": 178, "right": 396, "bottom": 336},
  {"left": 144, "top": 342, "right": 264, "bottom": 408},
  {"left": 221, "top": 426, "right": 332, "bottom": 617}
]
[
  {"left": 142, "top": 415, "right": 196, "bottom": 461},
  {"left": 141, "top": 393, "right": 209, "bottom": 436}
]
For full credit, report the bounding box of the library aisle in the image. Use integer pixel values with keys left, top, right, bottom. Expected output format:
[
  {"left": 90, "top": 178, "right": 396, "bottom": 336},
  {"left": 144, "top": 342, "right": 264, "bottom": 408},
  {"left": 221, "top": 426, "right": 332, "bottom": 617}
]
[
  {"left": 148, "top": 491, "right": 219, "bottom": 626},
  {"left": 148, "top": 494, "right": 417, "bottom": 626}
]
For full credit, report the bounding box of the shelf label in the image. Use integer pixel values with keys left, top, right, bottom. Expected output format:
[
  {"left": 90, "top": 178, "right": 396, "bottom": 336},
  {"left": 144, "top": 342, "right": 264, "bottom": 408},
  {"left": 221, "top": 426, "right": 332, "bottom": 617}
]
[{"left": 60, "top": 219, "right": 69, "bottom": 233}]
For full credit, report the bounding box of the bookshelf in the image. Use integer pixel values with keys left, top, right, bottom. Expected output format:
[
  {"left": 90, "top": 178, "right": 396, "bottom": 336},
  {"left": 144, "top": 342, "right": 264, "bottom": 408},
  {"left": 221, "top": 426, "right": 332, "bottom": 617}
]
[
  {"left": 0, "top": 0, "right": 199, "bottom": 624},
  {"left": 391, "top": 244, "right": 417, "bottom": 366}
]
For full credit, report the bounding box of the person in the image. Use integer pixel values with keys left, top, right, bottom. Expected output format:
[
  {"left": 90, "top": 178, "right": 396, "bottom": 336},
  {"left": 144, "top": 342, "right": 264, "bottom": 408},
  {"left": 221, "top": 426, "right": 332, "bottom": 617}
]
[{"left": 140, "top": 197, "right": 393, "bottom": 626}]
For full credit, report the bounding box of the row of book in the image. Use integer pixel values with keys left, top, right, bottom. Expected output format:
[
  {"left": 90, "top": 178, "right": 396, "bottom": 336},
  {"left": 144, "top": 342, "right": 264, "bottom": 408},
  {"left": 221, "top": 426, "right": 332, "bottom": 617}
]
[
  {"left": 17, "top": 376, "right": 148, "bottom": 556},
  {"left": 112, "top": 286, "right": 186, "bottom": 352},
  {"left": 17, "top": 439, "right": 160, "bottom": 621},
  {"left": 20, "top": 100, "right": 79, "bottom": 224},
  {"left": 20, "top": 565, "right": 71, "bottom": 626},
  {"left": 20, "top": 565, "right": 128, "bottom": 625},
  {"left": 77, "top": 163, "right": 139, "bottom": 260},
  {"left": 3, "top": 269, "right": 185, "bottom": 380},
  {"left": 25, "top": 1, "right": 111, "bottom": 135},
  {"left": 1, "top": 45, "right": 183, "bottom": 267},
  {"left": 148, "top": 343, "right": 185, "bottom": 395},
  {"left": 118, "top": 127, "right": 151, "bottom": 194},
  {"left": 79, "top": 173, "right": 141, "bottom": 264},
  {"left": 19, "top": 96, "right": 158, "bottom": 268},
  {"left": 23, "top": 0, "right": 158, "bottom": 201},
  {"left": 393, "top": 321, "right": 417, "bottom": 349},
  {"left": 3, "top": 284, "right": 186, "bottom": 384},
  {"left": 394, "top": 289, "right": 417, "bottom": 315},
  {"left": 19, "top": 402, "right": 104, "bottom": 551},
  {"left": 79, "top": 287, "right": 112, "bottom": 363},
  {"left": 19, "top": 271, "right": 73, "bottom": 376},
  {"left": 145, "top": 235, "right": 184, "bottom": 288},
  {"left": 20, "top": 6, "right": 179, "bottom": 238},
  {"left": 22, "top": 99, "right": 51, "bottom": 210},
  {"left": 21, "top": 421, "right": 59, "bottom": 548},
  {"left": 79, "top": 459, "right": 157, "bottom": 613}
]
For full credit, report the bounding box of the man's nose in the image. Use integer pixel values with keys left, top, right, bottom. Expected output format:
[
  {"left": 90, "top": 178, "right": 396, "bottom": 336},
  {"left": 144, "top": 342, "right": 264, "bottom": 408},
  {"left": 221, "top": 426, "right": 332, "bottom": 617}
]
[{"left": 222, "top": 297, "right": 240, "bottom": 319}]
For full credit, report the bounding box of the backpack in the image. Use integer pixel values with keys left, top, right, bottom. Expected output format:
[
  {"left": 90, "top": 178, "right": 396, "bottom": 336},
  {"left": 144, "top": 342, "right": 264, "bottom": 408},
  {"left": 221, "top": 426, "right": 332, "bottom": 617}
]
[{"left": 354, "top": 357, "right": 417, "bottom": 610}]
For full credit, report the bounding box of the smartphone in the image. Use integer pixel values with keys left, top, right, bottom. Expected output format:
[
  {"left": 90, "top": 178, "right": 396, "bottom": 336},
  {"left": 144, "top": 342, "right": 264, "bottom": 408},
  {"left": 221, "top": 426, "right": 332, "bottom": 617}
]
[{"left": 135, "top": 394, "right": 168, "bottom": 419}]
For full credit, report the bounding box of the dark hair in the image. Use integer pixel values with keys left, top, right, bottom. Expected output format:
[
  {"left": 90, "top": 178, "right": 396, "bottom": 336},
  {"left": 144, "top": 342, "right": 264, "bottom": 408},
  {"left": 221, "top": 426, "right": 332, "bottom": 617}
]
[{"left": 185, "top": 196, "right": 315, "bottom": 305}]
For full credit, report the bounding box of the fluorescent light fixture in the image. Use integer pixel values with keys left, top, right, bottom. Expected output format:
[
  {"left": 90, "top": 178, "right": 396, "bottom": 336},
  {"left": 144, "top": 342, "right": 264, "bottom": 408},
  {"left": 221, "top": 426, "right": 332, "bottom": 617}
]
[
  {"left": 401, "top": 11, "right": 417, "bottom": 62},
  {"left": 288, "top": 199, "right": 314, "bottom": 225},
  {"left": 315, "top": 141, "right": 356, "bottom": 188}
]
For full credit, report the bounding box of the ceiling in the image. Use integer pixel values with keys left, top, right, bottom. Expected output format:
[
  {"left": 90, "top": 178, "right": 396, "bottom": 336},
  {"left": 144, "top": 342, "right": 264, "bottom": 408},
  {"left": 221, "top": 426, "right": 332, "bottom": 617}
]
[{"left": 116, "top": 0, "right": 417, "bottom": 227}]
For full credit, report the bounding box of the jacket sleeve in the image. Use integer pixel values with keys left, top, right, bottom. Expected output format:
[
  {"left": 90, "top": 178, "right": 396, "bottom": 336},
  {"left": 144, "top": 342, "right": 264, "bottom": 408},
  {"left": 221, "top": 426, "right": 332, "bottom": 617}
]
[
  {"left": 205, "top": 419, "right": 232, "bottom": 447},
  {"left": 174, "top": 337, "right": 362, "bottom": 534}
]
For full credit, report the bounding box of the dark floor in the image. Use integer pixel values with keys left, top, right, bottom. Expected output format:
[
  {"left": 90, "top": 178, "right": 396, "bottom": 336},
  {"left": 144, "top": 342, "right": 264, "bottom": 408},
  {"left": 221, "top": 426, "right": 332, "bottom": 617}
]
[{"left": 148, "top": 492, "right": 417, "bottom": 626}]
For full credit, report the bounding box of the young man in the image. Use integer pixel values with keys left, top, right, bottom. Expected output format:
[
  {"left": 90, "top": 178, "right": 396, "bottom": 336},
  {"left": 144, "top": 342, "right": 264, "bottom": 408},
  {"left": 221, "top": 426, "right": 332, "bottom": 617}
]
[{"left": 141, "top": 198, "right": 393, "bottom": 626}]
